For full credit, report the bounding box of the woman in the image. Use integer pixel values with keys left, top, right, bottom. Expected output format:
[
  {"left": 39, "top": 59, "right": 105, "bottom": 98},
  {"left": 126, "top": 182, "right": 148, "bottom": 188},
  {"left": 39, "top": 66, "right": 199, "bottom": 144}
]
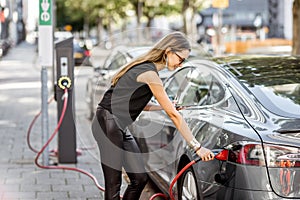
[{"left": 92, "top": 31, "right": 215, "bottom": 200}]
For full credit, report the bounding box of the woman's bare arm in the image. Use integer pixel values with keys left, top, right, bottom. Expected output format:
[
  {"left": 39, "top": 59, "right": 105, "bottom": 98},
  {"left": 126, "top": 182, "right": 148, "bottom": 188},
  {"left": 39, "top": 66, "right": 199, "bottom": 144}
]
[
  {"left": 143, "top": 102, "right": 163, "bottom": 111},
  {"left": 137, "top": 70, "right": 214, "bottom": 161}
]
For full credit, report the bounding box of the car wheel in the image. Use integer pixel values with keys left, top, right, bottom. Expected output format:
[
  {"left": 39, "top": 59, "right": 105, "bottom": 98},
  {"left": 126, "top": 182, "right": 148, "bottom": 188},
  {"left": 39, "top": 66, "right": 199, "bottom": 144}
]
[{"left": 178, "top": 167, "right": 200, "bottom": 200}]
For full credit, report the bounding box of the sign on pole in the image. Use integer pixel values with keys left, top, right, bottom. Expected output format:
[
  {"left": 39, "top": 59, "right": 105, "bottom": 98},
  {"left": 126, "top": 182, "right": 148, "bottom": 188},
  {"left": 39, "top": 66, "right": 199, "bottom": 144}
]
[
  {"left": 39, "top": 0, "right": 53, "bottom": 66},
  {"left": 39, "top": 0, "right": 53, "bottom": 166}
]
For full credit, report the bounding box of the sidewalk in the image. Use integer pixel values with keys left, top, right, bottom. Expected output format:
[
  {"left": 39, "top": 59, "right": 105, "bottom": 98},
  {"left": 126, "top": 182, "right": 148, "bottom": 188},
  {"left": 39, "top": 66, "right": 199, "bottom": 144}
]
[
  {"left": 0, "top": 41, "right": 160, "bottom": 200},
  {"left": 0, "top": 42, "right": 114, "bottom": 200}
]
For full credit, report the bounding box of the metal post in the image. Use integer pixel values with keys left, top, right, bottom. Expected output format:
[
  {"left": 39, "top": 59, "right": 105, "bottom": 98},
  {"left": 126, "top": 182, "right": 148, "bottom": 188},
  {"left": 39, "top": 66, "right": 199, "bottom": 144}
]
[
  {"left": 41, "top": 67, "right": 49, "bottom": 166},
  {"left": 39, "top": 0, "right": 53, "bottom": 166}
]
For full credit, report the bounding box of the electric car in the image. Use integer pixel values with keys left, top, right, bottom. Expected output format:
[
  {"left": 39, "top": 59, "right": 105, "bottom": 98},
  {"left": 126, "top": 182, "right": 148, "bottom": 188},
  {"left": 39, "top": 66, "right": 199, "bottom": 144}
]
[{"left": 128, "top": 55, "right": 300, "bottom": 200}]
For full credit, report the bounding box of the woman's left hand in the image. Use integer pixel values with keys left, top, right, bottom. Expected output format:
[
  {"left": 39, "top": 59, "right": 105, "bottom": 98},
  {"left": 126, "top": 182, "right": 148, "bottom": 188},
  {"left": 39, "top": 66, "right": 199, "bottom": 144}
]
[{"left": 196, "top": 147, "right": 215, "bottom": 161}]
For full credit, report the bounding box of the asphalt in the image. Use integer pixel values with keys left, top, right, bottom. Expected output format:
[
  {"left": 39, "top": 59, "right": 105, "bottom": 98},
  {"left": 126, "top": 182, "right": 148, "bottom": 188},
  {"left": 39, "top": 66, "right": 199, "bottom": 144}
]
[{"left": 0, "top": 42, "right": 161, "bottom": 200}]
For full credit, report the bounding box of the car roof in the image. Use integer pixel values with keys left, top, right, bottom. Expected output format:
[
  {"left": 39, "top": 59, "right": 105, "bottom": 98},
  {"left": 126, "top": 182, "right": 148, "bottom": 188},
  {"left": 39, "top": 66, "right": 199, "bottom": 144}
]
[
  {"left": 213, "top": 55, "right": 300, "bottom": 86},
  {"left": 210, "top": 55, "right": 300, "bottom": 118}
]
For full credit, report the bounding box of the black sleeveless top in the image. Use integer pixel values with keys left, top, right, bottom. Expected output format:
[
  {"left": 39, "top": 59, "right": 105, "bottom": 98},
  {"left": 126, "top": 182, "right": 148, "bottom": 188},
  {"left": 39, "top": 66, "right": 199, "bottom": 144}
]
[{"left": 98, "top": 62, "right": 158, "bottom": 129}]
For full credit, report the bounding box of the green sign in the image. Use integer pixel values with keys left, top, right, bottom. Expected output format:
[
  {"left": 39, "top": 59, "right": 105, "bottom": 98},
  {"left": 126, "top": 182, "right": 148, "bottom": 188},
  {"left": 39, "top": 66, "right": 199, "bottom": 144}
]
[{"left": 39, "top": 0, "right": 52, "bottom": 26}]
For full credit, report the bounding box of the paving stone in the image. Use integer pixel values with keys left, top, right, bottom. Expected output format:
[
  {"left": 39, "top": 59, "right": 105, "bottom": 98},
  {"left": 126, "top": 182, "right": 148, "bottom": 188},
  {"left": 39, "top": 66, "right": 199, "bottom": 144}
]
[
  {"left": 2, "top": 192, "right": 36, "bottom": 200},
  {"left": 0, "top": 41, "right": 160, "bottom": 199},
  {"left": 37, "top": 191, "right": 69, "bottom": 199}
]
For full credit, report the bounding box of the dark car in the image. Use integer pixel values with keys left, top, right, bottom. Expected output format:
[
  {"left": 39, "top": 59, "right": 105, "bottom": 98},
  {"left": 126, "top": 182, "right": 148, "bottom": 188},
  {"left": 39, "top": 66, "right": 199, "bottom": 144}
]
[
  {"left": 0, "top": 39, "right": 11, "bottom": 57},
  {"left": 73, "top": 40, "right": 91, "bottom": 66},
  {"left": 128, "top": 55, "right": 300, "bottom": 200}
]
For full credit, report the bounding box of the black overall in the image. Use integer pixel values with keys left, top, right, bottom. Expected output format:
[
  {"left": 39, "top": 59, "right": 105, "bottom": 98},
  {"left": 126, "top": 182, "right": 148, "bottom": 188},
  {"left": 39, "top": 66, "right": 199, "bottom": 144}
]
[{"left": 92, "top": 62, "right": 157, "bottom": 200}]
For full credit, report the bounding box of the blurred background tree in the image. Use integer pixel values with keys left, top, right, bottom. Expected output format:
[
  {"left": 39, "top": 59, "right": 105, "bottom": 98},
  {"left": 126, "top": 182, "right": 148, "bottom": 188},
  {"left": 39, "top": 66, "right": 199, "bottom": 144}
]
[
  {"left": 53, "top": 0, "right": 297, "bottom": 55},
  {"left": 293, "top": 0, "right": 300, "bottom": 55},
  {"left": 55, "top": 0, "right": 210, "bottom": 41}
]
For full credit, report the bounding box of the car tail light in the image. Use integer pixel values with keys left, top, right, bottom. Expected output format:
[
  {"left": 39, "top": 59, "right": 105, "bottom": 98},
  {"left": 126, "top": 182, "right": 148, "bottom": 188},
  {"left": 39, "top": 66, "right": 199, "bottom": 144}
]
[
  {"left": 228, "top": 143, "right": 300, "bottom": 168},
  {"left": 84, "top": 50, "right": 91, "bottom": 57},
  {"left": 215, "top": 149, "right": 229, "bottom": 161}
]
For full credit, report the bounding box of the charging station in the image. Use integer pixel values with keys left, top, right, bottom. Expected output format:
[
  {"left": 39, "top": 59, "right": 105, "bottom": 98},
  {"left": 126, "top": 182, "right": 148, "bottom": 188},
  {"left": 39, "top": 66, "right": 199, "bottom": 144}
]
[{"left": 55, "top": 37, "right": 77, "bottom": 163}]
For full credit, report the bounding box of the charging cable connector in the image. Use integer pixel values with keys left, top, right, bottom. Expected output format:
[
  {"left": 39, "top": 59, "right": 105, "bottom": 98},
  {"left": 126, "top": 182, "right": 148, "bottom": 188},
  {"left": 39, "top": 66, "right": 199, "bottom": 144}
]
[{"left": 57, "top": 76, "right": 71, "bottom": 90}]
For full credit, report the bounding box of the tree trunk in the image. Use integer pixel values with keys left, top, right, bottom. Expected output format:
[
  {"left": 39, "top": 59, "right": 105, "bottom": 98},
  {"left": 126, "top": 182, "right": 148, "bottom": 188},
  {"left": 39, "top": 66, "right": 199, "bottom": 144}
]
[
  {"left": 84, "top": 17, "right": 90, "bottom": 38},
  {"left": 134, "top": 0, "right": 143, "bottom": 44},
  {"left": 182, "top": 0, "right": 189, "bottom": 34},
  {"left": 97, "top": 16, "right": 104, "bottom": 44},
  {"left": 292, "top": 0, "right": 300, "bottom": 55}
]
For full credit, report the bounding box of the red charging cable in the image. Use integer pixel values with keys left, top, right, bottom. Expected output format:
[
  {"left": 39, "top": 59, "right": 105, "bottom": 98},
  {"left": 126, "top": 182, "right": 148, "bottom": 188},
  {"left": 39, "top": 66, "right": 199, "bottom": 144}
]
[
  {"left": 150, "top": 151, "right": 225, "bottom": 200},
  {"left": 29, "top": 88, "right": 211, "bottom": 200},
  {"left": 150, "top": 158, "right": 200, "bottom": 200},
  {"left": 27, "top": 96, "right": 54, "bottom": 154},
  {"left": 33, "top": 89, "right": 119, "bottom": 197}
]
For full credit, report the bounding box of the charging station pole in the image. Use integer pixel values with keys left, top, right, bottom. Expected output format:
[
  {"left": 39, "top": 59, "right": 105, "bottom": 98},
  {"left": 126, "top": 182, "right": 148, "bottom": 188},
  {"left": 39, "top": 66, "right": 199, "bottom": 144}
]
[
  {"left": 55, "top": 37, "right": 77, "bottom": 164},
  {"left": 38, "top": 0, "right": 53, "bottom": 166}
]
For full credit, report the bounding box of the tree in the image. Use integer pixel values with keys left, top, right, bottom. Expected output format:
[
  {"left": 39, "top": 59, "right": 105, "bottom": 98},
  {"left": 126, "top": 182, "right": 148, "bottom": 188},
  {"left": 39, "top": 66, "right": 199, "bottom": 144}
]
[
  {"left": 293, "top": 0, "right": 300, "bottom": 55},
  {"left": 127, "top": 0, "right": 210, "bottom": 43},
  {"left": 55, "top": 0, "right": 211, "bottom": 43},
  {"left": 181, "top": 0, "right": 210, "bottom": 39},
  {"left": 55, "top": 0, "right": 134, "bottom": 43},
  {"left": 142, "top": 0, "right": 180, "bottom": 27},
  {"left": 125, "top": 0, "right": 180, "bottom": 44}
]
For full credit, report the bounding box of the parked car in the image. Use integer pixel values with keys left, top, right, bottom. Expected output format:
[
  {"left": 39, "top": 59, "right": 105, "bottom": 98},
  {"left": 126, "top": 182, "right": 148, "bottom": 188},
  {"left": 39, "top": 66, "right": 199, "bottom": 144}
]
[
  {"left": 73, "top": 40, "right": 91, "bottom": 66},
  {"left": 0, "top": 39, "right": 11, "bottom": 57},
  {"left": 128, "top": 55, "right": 300, "bottom": 200}
]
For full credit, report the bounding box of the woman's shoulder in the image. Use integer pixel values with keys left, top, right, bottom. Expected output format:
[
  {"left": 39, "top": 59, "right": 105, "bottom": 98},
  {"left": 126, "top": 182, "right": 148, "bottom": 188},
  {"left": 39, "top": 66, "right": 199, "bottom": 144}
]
[
  {"left": 136, "top": 61, "right": 155, "bottom": 68},
  {"left": 133, "top": 61, "right": 157, "bottom": 73}
]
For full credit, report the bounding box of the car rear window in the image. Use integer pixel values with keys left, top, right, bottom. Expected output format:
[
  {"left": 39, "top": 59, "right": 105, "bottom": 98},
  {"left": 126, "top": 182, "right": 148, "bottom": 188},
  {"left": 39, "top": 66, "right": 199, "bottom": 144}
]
[{"left": 226, "top": 57, "right": 300, "bottom": 117}]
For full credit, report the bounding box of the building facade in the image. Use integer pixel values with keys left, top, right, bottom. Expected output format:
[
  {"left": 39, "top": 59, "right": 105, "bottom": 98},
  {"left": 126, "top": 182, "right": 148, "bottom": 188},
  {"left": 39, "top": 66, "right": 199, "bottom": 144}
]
[{"left": 199, "top": 0, "right": 293, "bottom": 40}]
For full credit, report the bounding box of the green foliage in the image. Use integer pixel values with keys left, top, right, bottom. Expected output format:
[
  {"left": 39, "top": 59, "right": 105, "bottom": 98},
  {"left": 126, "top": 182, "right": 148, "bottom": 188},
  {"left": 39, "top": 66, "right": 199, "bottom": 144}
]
[
  {"left": 143, "top": 0, "right": 180, "bottom": 18},
  {"left": 55, "top": 0, "right": 210, "bottom": 32},
  {"left": 56, "top": 0, "right": 133, "bottom": 31},
  {"left": 56, "top": 0, "right": 105, "bottom": 31}
]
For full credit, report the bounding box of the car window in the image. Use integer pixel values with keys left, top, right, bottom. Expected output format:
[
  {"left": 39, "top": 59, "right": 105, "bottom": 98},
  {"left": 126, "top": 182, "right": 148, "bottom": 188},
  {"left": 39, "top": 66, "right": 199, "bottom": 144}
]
[
  {"left": 176, "top": 67, "right": 226, "bottom": 106},
  {"left": 103, "top": 52, "right": 126, "bottom": 70},
  {"left": 103, "top": 53, "right": 116, "bottom": 69},
  {"left": 207, "top": 76, "right": 226, "bottom": 105},
  {"left": 178, "top": 69, "right": 210, "bottom": 106},
  {"left": 164, "top": 67, "right": 192, "bottom": 101},
  {"left": 223, "top": 56, "right": 300, "bottom": 117},
  {"left": 109, "top": 53, "right": 127, "bottom": 70},
  {"left": 102, "top": 48, "right": 149, "bottom": 70}
]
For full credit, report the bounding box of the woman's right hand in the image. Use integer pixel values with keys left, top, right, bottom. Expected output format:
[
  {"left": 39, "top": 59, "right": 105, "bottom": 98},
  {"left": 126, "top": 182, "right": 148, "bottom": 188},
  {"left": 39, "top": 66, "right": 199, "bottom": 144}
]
[{"left": 196, "top": 147, "right": 215, "bottom": 161}]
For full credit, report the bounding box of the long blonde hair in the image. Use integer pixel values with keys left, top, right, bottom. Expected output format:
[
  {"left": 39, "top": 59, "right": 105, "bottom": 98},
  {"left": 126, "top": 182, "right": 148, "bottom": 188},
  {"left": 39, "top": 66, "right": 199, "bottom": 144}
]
[{"left": 111, "top": 31, "right": 191, "bottom": 86}]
